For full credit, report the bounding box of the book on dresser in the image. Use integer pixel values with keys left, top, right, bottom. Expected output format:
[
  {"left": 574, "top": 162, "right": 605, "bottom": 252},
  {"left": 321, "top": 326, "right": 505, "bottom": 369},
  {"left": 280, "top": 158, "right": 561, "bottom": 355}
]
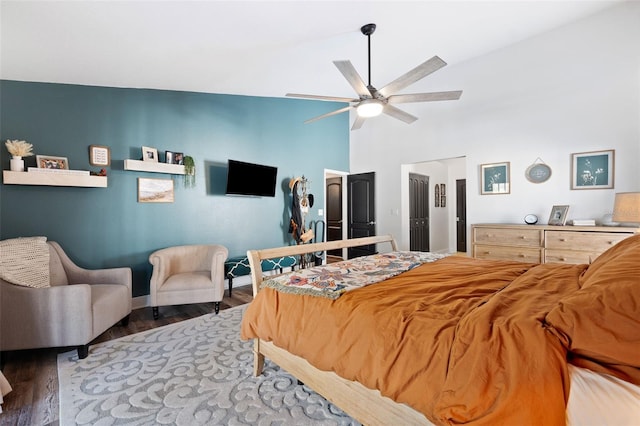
[{"left": 471, "top": 223, "right": 640, "bottom": 264}]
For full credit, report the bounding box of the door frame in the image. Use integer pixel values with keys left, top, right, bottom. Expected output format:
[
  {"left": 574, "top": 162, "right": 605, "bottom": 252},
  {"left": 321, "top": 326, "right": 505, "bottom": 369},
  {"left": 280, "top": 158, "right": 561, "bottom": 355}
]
[
  {"left": 400, "top": 157, "right": 466, "bottom": 253},
  {"left": 324, "top": 169, "right": 349, "bottom": 259}
]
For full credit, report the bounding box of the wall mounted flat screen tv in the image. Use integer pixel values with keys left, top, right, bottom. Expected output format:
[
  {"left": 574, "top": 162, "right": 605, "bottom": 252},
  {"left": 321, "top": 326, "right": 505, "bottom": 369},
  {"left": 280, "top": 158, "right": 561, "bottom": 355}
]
[{"left": 225, "top": 159, "right": 278, "bottom": 197}]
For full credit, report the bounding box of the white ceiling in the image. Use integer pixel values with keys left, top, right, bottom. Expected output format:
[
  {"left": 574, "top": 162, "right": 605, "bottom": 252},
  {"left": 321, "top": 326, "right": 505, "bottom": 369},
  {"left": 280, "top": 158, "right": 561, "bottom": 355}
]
[{"left": 0, "top": 0, "right": 626, "bottom": 99}]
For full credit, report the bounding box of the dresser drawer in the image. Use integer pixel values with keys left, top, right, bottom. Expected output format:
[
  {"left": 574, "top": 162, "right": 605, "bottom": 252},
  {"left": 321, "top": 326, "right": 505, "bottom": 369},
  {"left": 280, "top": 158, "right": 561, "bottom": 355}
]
[
  {"left": 473, "top": 227, "right": 542, "bottom": 247},
  {"left": 544, "top": 249, "right": 599, "bottom": 264},
  {"left": 545, "top": 231, "right": 630, "bottom": 254},
  {"left": 473, "top": 244, "right": 542, "bottom": 263}
]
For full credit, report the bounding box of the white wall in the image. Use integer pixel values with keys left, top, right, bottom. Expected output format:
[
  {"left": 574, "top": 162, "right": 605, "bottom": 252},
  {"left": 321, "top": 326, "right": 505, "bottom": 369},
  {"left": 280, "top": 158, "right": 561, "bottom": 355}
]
[{"left": 351, "top": 2, "right": 640, "bottom": 251}]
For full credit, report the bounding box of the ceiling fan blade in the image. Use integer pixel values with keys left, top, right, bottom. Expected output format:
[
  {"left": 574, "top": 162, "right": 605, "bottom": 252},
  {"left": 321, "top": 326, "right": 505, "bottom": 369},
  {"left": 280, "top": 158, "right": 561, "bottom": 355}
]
[
  {"left": 286, "top": 93, "right": 358, "bottom": 103},
  {"left": 378, "top": 56, "right": 447, "bottom": 98},
  {"left": 333, "top": 60, "right": 371, "bottom": 98},
  {"left": 388, "top": 90, "right": 463, "bottom": 104},
  {"left": 304, "top": 105, "right": 352, "bottom": 124},
  {"left": 351, "top": 115, "right": 366, "bottom": 130},
  {"left": 383, "top": 104, "right": 418, "bottom": 124}
]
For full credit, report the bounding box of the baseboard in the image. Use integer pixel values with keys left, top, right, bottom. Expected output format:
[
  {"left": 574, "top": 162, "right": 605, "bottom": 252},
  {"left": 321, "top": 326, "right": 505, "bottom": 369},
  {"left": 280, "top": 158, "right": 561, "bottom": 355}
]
[{"left": 132, "top": 295, "right": 149, "bottom": 310}]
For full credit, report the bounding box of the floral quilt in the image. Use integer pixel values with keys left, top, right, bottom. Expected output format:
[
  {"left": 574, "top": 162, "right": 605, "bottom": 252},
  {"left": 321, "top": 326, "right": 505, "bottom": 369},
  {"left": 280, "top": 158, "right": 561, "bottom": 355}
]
[{"left": 261, "top": 251, "right": 448, "bottom": 299}]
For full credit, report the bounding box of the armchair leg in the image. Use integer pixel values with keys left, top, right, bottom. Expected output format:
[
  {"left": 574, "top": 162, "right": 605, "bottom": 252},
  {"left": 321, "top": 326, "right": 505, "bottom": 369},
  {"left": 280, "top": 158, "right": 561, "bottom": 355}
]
[
  {"left": 214, "top": 302, "right": 220, "bottom": 315},
  {"left": 77, "top": 344, "right": 89, "bottom": 359},
  {"left": 121, "top": 314, "right": 130, "bottom": 326},
  {"left": 152, "top": 307, "right": 159, "bottom": 320}
]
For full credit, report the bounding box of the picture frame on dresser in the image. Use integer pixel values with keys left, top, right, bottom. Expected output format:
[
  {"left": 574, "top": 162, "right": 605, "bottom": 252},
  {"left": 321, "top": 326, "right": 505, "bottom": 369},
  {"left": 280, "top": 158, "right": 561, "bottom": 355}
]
[
  {"left": 548, "top": 205, "right": 570, "bottom": 226},
  {"left": 571, "top": 149, "right": 614, "bottom": 190},
  {"left": 480, "top": 162, "right": 510, "bottom": 195}
]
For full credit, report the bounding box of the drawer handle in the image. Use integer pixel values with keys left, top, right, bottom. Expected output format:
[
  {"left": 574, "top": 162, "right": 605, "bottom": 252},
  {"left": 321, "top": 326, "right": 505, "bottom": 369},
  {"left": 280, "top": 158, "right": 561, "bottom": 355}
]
[
  {"left": 518, "top": 254, "right": 525, "bottom": 258},
  {"left": 559, "top": 238, "right": 567, "bottom": 242}
]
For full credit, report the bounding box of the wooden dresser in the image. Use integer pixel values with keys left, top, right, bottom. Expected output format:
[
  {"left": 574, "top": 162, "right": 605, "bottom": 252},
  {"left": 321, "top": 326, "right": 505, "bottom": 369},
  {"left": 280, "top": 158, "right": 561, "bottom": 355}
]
[{"left": 471, "top": 223, "right": 639, "bottom": 264}]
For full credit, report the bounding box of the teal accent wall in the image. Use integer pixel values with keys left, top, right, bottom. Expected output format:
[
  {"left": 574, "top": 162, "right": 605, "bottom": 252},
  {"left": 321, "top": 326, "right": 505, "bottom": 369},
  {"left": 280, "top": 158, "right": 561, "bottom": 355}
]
[{"left": 0, "top": 80, "right": 349, "bottom": 296}]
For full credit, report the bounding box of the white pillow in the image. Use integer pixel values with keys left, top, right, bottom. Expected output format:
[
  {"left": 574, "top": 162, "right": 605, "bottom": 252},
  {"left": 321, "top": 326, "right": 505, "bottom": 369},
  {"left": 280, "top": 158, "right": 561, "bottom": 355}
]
[{"left": 0, "top": 236, "right": 50, "bottom": 288}]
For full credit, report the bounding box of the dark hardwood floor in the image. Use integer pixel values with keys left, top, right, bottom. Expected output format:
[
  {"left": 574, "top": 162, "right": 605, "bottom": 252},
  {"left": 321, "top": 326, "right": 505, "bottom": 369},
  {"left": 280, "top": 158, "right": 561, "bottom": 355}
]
[{"left": 0, "top": 285, "right": 253, "bottom": 426}]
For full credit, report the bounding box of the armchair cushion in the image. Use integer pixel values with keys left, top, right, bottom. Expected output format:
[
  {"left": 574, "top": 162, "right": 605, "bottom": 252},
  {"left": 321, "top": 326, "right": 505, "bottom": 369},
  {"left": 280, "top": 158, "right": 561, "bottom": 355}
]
[{"left": 0, "top": 236, "right": 50, "bottom": 288}]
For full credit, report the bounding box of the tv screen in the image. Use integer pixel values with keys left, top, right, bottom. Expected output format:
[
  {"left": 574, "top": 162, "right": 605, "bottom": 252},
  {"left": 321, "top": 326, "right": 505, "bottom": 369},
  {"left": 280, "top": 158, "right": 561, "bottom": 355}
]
[{"left": 225, "top": 159, "right": 278, "bottom": 197}]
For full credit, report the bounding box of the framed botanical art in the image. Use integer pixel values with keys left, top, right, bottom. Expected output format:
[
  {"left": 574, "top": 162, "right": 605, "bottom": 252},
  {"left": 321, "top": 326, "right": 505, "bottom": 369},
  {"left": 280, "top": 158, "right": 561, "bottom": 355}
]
[
  {"left": 480, "top": 162, "right": 510, "bottom": 195},
  {"left": 548, "top": 205, "right": 570, "bottom": 226},
  {"left": 571, "top": 149, "right": 614, "bottom": 190},
  {"left": 36, "top": 155, "right": 69, "bottom": 170}
]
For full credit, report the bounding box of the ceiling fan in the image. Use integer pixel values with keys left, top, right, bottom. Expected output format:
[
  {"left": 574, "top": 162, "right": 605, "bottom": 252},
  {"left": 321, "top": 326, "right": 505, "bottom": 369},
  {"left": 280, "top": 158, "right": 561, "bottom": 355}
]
[{"left": 286, "top": 23, "right": 463, "bottom": 130}]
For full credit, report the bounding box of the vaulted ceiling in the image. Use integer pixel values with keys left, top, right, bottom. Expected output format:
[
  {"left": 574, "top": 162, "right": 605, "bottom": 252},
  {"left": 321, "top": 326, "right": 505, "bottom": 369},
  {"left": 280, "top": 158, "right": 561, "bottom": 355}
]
[{"left": 1, "top": 1, "right": 625, "bottom": 99}]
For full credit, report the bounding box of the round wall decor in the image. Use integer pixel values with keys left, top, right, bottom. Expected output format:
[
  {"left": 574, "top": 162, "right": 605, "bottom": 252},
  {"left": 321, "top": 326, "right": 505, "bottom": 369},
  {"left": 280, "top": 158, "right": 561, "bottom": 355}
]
[{"left": 525, "top": 159, "right": 552, "bottom": 183}]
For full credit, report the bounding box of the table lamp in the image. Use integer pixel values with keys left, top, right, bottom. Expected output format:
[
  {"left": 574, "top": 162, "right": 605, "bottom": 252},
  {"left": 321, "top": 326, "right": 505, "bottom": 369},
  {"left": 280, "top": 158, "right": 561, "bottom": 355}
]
[{"left": 612, "top": 192, "right": 640, "bottom": 225}]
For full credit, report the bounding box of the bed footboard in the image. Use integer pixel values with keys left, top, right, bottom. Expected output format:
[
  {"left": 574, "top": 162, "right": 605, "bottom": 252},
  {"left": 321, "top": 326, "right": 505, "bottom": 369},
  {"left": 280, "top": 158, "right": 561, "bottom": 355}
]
[{"left": 245, "top": 235, "right": 432, "bottom": 425}]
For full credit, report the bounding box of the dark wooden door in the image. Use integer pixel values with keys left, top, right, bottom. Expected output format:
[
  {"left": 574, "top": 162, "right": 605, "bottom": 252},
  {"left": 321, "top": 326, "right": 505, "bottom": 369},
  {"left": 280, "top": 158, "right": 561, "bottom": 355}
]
[
  {"left": 326, "top": 177, "right": 343, "bottom": 257},
  {"left": 409, "top": 173, "right": 430, "bottom": 252},
  {"left": 347, "top": 172, "right": 376, "bottom": 258},
  {"left": 456, "top": 179, "right": 467, "bottom": 252}
]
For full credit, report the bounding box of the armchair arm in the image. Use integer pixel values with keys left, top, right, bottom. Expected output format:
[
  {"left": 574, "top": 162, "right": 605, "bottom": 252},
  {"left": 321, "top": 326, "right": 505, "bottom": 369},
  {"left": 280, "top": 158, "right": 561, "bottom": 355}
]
[
  {"left": 210, "top": 245, "right": 229, "bottom": 286},
  {"left": 0, "top": 280, "right": 93, "bottom": 349},
  {"left": 49, "top": 242, "right": 132, "bottom": 291}
]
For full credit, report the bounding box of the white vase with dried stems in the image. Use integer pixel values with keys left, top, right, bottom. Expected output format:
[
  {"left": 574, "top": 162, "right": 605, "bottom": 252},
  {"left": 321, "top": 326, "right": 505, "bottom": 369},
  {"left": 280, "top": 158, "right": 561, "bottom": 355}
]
[{"left": 5, "top": 140, "right": 34, "bottom": 172}]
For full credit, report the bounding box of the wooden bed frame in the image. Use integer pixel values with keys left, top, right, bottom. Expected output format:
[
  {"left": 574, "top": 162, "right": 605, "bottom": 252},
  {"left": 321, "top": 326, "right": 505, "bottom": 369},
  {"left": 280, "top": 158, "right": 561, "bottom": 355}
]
[{"left": 246, "top": 235, "right": 432, "bottom": 425}]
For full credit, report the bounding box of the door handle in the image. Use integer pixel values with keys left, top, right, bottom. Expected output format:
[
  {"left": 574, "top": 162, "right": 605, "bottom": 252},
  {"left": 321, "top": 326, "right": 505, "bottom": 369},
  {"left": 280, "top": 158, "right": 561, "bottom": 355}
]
[{"left": 368, "top": 221, "right": 376, "bottom": 225}]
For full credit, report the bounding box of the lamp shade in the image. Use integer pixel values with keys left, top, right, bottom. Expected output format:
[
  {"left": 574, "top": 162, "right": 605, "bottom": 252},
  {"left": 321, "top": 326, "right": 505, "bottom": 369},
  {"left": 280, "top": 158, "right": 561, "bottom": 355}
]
[
  {"left": 612, "top": 192, "right": 640, "bottom": 223},
  {"left": 356, "top": 99, "right": 384, "bottom": 118}
]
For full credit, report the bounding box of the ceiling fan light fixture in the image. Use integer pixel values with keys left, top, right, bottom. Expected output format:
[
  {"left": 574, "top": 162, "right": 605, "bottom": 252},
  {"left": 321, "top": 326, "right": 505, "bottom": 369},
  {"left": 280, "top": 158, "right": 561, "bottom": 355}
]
[{"left": 356, "top": 99, "right": 384, "bottom": 117}]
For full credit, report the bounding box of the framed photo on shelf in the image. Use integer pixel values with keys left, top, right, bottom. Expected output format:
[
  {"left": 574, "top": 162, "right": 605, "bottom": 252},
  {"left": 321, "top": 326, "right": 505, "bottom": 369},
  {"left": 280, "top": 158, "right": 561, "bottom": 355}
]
[
  {"left": 480, "top": 162, "right": 510, "bottom": 195},
  {"left": 165, "top": 151, "right": 175, "bottom": 164},
  {"left": 142, "top": 146, "right": 159, "bottom": 162},
  {"left": 173, "top": 152, "right": 184, "bottom": 165},
  {"left": 138, "top": 178, "right": 174, "bottom": 203},
  {"left": 548, "top": 205, "right": 570, "bottom": 226},
  {"left": 571, "top": 149, "right": 614, "bottom": 190},
  {"left": 89, "top": 145, "right": 111, "bottom": 167},
  {"left": 36, "top": 155, "right": 69, "bottom": 170}
]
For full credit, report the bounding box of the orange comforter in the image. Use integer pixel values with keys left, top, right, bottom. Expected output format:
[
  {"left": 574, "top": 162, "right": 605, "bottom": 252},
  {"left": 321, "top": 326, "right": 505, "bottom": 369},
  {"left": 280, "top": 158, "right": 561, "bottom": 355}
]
[{"left": 241, "top": 256, "right": 589, "bottom": 425}]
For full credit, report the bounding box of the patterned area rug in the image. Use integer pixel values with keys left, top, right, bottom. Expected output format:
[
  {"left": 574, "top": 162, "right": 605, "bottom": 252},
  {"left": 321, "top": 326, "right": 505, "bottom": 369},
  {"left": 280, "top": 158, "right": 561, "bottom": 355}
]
[{"left": 58, "top": 305, "right": 358, "bottom": 425}]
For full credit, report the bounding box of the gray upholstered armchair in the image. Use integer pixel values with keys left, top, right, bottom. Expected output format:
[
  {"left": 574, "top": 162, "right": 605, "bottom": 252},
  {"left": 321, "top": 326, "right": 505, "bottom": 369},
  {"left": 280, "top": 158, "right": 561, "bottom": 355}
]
[
  {"left": 0, "top": 241, "right": 132, "bottom": 359},
  {"left": 149, "top": 244, "right": 228, "bottom": 319}
]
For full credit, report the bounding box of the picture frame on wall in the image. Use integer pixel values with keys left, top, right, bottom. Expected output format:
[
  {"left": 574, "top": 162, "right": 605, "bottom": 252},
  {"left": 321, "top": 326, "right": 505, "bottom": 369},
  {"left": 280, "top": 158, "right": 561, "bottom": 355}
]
[
  {"left": 548, "top": 205, "right": 570, "bottom": 226},
  {"left": 480, "top": 162, "right": 510, "bottom": 195},
  {"left": 89, "top": 145, "right": 111, "bottom": 167},
  {"left": 138, "top": 178, "right": 174, "bottom": 203},
  {"left": 435, "top": 184, "right": 440, "bottom": 207},
  {"left": 36, "top": 155, "right": 69, "bottom": 170},
  {"left": 142, "top": 146, "right": 159, "bottom": 162},
  {"left": 571, "top": 149, "right": 614, "bottom": 190}
]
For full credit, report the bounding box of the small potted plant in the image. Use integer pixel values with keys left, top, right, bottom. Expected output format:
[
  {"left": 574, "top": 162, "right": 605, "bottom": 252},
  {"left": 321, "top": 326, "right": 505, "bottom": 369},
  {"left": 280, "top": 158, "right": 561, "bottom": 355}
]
[
  {"left": 5, "top": 139, "right": 34, "bottom": 172},
  {"left": 183, "top": 155, "right": 196, "bottom": 188}
]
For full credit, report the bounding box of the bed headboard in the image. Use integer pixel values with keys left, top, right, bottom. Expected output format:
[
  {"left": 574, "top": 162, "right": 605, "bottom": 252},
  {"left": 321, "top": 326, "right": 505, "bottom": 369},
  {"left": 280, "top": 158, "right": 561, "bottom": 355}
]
[{"left": 246, "top": 235, "right": 398, "bottom": 296}]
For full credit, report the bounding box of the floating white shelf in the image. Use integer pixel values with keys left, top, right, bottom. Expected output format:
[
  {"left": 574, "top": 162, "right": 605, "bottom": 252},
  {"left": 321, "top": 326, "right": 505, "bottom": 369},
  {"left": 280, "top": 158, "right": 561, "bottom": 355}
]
[
  {"left": 3, "top": 170, "right": 107, "bottom": 187},
  {"left": 124, "top": 159, "right": 185, "bottom": 175}
]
